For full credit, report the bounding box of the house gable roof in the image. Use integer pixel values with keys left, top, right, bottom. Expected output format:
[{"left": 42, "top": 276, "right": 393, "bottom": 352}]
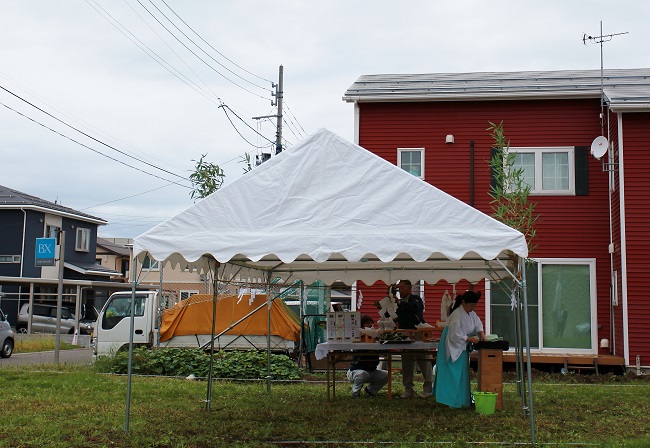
[
  {"left": 343, "top": 68, "right": 650, "bottom": 111},
  {"left": 0, "top": 184, "right": 107, "bottom": 225},
  {"left": 96, "top": 237, "right": 130, "bottom": 257}
]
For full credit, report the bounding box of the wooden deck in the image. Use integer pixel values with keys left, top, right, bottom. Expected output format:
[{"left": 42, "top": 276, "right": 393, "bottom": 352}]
[{"left": 499, "top": 353, "right": 626, "bottom": 374}]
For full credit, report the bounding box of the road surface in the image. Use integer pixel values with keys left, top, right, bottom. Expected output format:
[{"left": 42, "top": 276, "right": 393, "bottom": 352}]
[{"left": 0, "top": 347, "right": 93, "bottom": 367}]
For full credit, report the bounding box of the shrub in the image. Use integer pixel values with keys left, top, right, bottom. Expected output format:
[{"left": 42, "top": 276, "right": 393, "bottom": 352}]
[{"left": 96, "top": 347, "right": 301, "bottom": 380}]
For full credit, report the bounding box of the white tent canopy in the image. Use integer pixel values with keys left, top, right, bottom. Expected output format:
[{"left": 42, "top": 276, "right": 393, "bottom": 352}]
[{"left": 133, "top": 129, "right": 528, "bottom": 285}]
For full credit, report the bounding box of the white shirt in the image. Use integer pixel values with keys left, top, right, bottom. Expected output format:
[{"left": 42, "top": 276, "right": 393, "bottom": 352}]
[{"left": 445, "top": 306, "right": 484, "bottom": 363}]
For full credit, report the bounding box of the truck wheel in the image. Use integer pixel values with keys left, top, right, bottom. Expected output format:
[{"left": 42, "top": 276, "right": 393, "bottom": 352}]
[
  {"left": 1, "top": 338, "right": 13, "bottom": 358},
  {"left": 16, "top": 325, "right": 28, "bottom": 334}
]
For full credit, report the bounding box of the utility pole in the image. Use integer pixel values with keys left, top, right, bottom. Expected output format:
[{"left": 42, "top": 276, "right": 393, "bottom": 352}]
[
  {"left": 54, "top": 230, "right": 65, "bottom": 363},
  {"left": 253, "top": 65, "right": 284, "bottom": 164},
  {"left": 274, "top": 65, "right": 284, "bottom": 154}
]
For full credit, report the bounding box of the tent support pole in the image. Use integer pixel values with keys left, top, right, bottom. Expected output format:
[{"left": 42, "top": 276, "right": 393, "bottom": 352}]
[
  {"left": 206, "top": 261, "right": 219, "bottom": 411},
  {"left": 266, "top": 274, "right": 272, "bottom": 393},
  {"left": 515, "top": 284, "right": 526, "bottom": 414},
  {"left": 521, "top": 258, "right": 536, "bottom": 444},
  {"left": 124, "top": 252, "right": 138, "bottom": 433},
  {"left": 298, "top": 281, "right": 305, "bottom": 369}
]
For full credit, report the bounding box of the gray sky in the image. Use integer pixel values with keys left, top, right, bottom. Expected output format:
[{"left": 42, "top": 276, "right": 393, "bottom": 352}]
[{"left": 1, "top": 1, "right": 647, "bottom": 238}]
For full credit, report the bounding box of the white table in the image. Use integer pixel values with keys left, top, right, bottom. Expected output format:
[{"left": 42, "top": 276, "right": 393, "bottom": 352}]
[{"left": 315, "top": 341, "right": 438, "bottom": 400}]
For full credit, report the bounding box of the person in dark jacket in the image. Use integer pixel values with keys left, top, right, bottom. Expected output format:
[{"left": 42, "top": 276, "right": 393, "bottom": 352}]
[
  {"left": 347, "top": 315, "right": 388, "bottom": 397},
  {"left": 395, "top": 280, "right": 433, "bottom": 398}
]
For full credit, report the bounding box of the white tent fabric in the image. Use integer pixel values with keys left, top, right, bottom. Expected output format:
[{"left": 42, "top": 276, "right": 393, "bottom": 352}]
[{"left": 133, "top": 129, "right": 528, "bottom": 285}]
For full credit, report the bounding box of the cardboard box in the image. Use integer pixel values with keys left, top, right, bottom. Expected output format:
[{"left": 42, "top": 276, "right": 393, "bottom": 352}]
[{"left": 326, "top": 311, "right": 361, "bottom": 341}]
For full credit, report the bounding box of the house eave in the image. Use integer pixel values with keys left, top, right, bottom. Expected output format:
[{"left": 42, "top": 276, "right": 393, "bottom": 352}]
[
  {"left": 343, "top": 90, "right": 602, "bottom": 103},
  {"left": 0, "top": 204, "right": 108, "bottom": 225}
]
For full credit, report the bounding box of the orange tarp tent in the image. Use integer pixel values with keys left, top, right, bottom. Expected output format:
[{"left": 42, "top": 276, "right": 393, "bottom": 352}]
[{"left": 160, "top": 293, "right": 301, "bottom": 343}]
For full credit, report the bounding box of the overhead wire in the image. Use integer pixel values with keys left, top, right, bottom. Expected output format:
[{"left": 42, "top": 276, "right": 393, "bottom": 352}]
[
  {"left": 0, "top": 100, "right": 191, "bottom": 189},
  {"left": 85, "top": 0, "right": 223, "bottom": 107},
  {"left": 283, "top": 100, "right": 308, "bottom": 138},
  {"left": 220, "top": 104, "right": 276, "bottom": 146},
  {"left": 122, "top": 0, "right": 224, "bottom": 105},
  {"left": 135, "top": 0, "right": 272, "bottom": 100},
  {"left": 79, "top": 183, "right": 175, "bottom": 211},
  {"left": 159, "top": 0, "right": 274, "bottom": 84},
  {"left": 0, "top": 84, "right": 190, "bottom": 182},
  {"left": 89, "top": 0, "right": 278, "bottom": 154},
  {"left": 0, "top": 71, "right": 181, "bottom": 173}
]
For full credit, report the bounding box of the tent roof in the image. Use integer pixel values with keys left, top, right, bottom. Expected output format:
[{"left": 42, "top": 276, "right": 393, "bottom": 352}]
[{"left": 133, "top": 129, "right": 527, "bottom": 285}]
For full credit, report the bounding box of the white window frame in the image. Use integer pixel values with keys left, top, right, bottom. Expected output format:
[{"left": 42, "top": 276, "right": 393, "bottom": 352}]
[
  {"left": 397, "top": 148, "right": 425, "bottom": 180},
  {"left": 508, "top": 146, "right": 575, "bottom": 195},
  {"left": 180, "top": 290, "right": 199, "bottom": 300},
  {"left": 486, "top": 258, "right": 597, "bottom": 354},
  {"left": 142, "top": 255, "right": 159, "bottom": 271},
  {"left": 75, "top": 228, "right": 90, "bottom": 252}
]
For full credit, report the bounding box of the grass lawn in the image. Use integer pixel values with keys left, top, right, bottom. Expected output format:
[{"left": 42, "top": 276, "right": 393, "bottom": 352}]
[{"left": 0, "top": 365, "right": 648, "bottom": 447}]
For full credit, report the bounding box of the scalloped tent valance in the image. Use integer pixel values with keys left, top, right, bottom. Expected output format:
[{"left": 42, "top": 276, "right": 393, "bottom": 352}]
[{"left": 133, "top": 129, "right": 527, "bottom": 285}]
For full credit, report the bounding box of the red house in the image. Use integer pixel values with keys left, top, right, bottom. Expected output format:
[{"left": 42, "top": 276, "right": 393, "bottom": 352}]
[{"left": 343, "top": 68, "right": 650, "bottom": 372}]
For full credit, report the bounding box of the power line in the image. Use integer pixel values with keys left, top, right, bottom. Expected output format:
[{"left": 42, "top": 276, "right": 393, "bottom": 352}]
[
  {"left": 0, "top": 84, "right": 190, "bottom": 181},
  {"left": 123, "top": 0, "right": 225, "bottom": 105},
  {"left": 220, "top": 104, "right": 276, "bottom": 145},
  {"left": 79, "top": 183, "right": 175, "bottom": 211},
  {"left": 134, "top": 0, "right": 272, "bottom": 100},
  {"left": 0, "top": 100, "right": 191, "bottom": 189},
  {"left": 0, "top": 71, "right": 182, "bottom": 173},
  {"left": 88, "top": 0, "right": 276, "bottom": 148},
  {"left": 85, "top": 0, "right": 224, "bottom": 107},
  {"left": 158, "top": 0, "right": 273, "bottom": 84},
  {"left": 283, "top": 100, "right": 307, "bottom": 138}
]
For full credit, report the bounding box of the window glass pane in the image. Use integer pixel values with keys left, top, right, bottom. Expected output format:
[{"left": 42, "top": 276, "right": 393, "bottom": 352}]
[
  {"left": 142, "top": 255, "right": 159, "bottom": 270},
  {"left": 542, "top": 152, "right": 569, "bottom": 190},
  {"left": 400, "top": 151, "right": 422, "bottom": 177},
  {"left": 513, "top": 153, "right": 535, "bottom": 189},
  {"left": 489, "top": 261, "right": 539, "bottom": 348},
  {"left": 541, "top": 264, "right": 591, "bottom": 349}
]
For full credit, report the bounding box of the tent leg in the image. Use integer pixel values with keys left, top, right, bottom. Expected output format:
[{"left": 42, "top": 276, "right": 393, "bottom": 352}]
[
  {"left": 514, "top": 286, "right": 527, "bottom": 416},
  {"left": 125, "top": 254, "right": 138, "bottom": 433},
  {"left": 266, "top": 275, "right": 272, "bottom": 393},
  {"left": 521, "top": 258, "right": 536, "bottom": 444},
  {"left": 298, "top": 281, "right": 305, "bottom": 369},
  {"left": 206, "top": 263, "right": 219, "bottom": 411}
]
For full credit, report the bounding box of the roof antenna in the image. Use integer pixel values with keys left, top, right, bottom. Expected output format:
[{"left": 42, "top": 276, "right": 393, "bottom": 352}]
[{"left": 582, "top": 21, "right": 628, "bottom": 136}]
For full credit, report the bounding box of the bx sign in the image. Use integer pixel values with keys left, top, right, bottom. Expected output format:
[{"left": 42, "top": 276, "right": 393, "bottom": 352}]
[{"left": 35, "top": 238, "right": 56, "bottom": 267}]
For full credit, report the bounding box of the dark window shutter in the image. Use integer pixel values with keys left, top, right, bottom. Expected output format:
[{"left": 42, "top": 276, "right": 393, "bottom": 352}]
[
  {"left": 490, "top": 147, "right": 499, "bottom": 192},
  {"left": 575, "top": 146, "right": 589, "bottom": 196}
]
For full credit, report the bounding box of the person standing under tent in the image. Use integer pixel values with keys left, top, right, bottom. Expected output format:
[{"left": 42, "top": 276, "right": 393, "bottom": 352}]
[
  {"left": 395, "top": 280, "right": 433, "bottom": 399},
  {"left": 347, "top": 315, "right": 388, "bottom": 398},
  {"left": 434, "top": 290, "right": 486, "bottom": 408}
]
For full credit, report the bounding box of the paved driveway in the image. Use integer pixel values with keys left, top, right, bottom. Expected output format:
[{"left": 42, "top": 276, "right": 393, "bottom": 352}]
[{"left": 0, "top": 348, "right": 93, "bottom": 367}]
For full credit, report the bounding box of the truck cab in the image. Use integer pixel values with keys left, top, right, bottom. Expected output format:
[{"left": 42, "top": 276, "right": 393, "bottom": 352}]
[{"left": 94, "top": 290, "right": 163, "bottom": 356}]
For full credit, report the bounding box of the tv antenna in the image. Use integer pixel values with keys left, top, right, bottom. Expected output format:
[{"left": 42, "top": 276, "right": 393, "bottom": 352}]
[{"left": 583, "top": 21, "right": 628, "bottom": 136}]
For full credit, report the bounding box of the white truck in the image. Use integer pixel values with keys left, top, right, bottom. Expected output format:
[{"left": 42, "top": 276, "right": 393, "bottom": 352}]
[
  {"left": 93, "top": 290, "right": 167, "bottom": 357},
  {"left": 93, "top": 290, "right": 299, "bottom": 357}
]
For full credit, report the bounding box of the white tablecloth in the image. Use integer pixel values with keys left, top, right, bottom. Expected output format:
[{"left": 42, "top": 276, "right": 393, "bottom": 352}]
[{"left": 315, "top": 341, "right": 438, "bottom": 360}]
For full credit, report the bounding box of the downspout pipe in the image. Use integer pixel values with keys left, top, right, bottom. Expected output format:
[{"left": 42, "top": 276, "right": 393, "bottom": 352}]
[{"left": 469, "top": 140, "right": 475, "bottom": 207}]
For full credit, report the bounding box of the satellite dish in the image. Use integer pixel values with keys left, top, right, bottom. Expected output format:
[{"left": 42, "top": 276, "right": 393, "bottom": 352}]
[{"left": 590, "top": 136, "right": 609, "bottom": 160}]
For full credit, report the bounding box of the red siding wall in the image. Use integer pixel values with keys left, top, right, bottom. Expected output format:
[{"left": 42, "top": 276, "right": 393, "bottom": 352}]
[
  {"left": 620, "top": 112, "right": 650, "bottom": 366},
  {"left": 357, "top": 99, "right": 613, "bottom": 353}
]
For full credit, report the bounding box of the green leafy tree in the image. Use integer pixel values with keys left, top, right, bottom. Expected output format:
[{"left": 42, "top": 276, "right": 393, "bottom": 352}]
[
  {"left": 488, "top": 121, "right": 539, "bottom": 255},
  {"left": 189, "top": 154, "right": 225, "bottom": 201},
  {"left": 239, "top": 153, "right": 253, "bottom": 174}
]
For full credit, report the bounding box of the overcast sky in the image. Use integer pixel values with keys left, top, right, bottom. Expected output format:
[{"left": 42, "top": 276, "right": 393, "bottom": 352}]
[{"left": 1, "top": 1, "right": 647, "bottom": 238}]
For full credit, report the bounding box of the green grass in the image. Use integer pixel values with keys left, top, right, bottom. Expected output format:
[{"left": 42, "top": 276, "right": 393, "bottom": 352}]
[
  {"left": 14, "top": 338, "right": 79, "bottom": 353},
  {"left": 0, "top": 365, "right": 648, "bottom": 447}
]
